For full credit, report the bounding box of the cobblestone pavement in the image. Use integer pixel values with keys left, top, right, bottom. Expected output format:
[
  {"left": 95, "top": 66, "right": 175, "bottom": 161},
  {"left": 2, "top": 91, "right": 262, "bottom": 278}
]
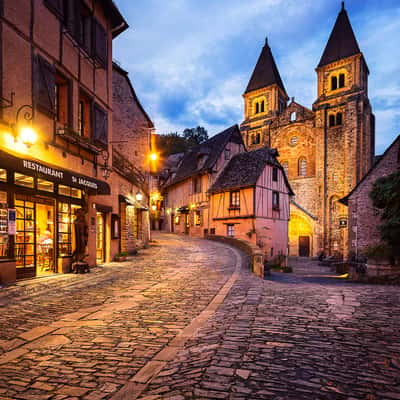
[{"left": 0, "top": 236, "right": 400, "bottom": 400}]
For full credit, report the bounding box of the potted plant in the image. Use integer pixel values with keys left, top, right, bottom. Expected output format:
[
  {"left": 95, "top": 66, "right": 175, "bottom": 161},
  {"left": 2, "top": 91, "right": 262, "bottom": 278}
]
[{"left": 114, "top": 251, "right": 128, "bottom": 262}]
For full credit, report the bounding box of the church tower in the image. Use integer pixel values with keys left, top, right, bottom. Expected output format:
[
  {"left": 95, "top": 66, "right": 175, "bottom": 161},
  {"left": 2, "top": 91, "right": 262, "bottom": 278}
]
[
  {"left": 313, "top": 2, "right": 375, "bottom": 256},
  {"left": 240, "top": 38, "right": 289, "bottom": 149}
]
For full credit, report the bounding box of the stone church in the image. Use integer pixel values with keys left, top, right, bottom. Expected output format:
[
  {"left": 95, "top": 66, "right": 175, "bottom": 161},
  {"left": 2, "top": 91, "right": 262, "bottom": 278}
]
[{"left": 240, "top": 3, "right": 375, "bottom": 258}]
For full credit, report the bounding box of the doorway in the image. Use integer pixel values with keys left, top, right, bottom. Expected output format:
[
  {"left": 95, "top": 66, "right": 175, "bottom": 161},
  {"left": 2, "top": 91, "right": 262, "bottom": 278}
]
[
  {"left": 15, "top": 196, "right": 55, "bottom": 279},
  {"left": 184, "top": 214, "right": 189, "bottom": 234},
  {"left": 96, "top": 212, "right": 105, "bottom": 263},
  {"left": 299, "top": 236, "right": 310, "bottom": 257}
]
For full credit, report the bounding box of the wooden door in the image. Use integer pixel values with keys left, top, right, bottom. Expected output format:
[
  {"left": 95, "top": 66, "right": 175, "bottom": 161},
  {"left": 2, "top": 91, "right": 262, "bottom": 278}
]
[
  {"left": 299, "top": 236, "right": 310, "bottom": 257},
  {"left": 96, "top": 212, "right": 105, "bottom": 263}
]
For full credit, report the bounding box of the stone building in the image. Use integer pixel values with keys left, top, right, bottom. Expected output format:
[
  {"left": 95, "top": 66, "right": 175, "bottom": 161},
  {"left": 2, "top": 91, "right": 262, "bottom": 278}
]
[
  {"left": 112, "top": 63, "right": 154, "bottom": 253},
  {"left": 240, "top": 3, "right": 375, "bottom": 257},
  {"left": 340, "top": 136, "right": 400, "bottom": 258}
]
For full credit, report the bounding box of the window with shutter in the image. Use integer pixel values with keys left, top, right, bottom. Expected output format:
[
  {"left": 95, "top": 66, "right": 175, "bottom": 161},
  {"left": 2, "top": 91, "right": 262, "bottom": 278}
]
[
  {"left": 34, "top": 54, "right": 56, "bottom": 117},
  {"left": 93, "top": 104, "right": 108, "bottom": 146},
  {"left": 44, "top": 0, "right": 64, "bottom": 18},
  {"left": 93, "top": 20, "right": 108, "bottom": 66}
]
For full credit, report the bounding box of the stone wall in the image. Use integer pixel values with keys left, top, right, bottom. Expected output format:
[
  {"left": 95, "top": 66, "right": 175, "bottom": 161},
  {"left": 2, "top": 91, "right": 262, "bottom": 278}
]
[{"left": 347, "top": 136, "right": 400, "bottom": 256}]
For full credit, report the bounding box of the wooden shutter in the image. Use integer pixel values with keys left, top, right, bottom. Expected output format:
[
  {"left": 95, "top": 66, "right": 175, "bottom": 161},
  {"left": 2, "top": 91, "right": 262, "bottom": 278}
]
[
  {"left": 44, "top": 0, "right": 64, "bottom": 18},
  {"left": 93, "top": 19, "right": 107, "bottom": 66},
  {"left": 34, "top": 54, "right": 55, "bottom": 116},
  {"left": 65, "top": 0, "right": 81, "bottom": 42},
  {"left": 93, "top": 104, "right": 108, "bottom": 146}
]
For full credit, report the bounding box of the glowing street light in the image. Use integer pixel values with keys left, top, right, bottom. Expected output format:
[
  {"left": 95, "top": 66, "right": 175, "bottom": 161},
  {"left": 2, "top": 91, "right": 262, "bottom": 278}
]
[
  {"left": 135, "top": 191, "right": 143, "bottom": 202},
  {"left": 150, "top": 152, "right": 158, "bottom": 162},
  {"left": 19, "top": 126, "right": 37, "bottom": 147}
]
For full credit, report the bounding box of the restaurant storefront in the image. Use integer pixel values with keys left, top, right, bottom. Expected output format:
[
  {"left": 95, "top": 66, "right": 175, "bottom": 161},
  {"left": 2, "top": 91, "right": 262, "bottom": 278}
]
[{"left": 0, "top": 149, "right": 110, "bottom": 282}]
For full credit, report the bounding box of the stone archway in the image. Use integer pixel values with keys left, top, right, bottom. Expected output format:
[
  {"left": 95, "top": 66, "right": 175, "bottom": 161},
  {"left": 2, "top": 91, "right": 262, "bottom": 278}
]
[{"left": 289, "top": 212, "right": 314, "bottom": 257}]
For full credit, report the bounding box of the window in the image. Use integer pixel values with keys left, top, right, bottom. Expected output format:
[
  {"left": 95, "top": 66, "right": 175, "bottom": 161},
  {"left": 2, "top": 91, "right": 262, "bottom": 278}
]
[
  {"left": 260, "top": 100, "right": 265, "bottom": 113},
  {"left": 298, "top": 158, "right": 307, "bottom": 177},
  {"left": 289, "top": 136, "right": 298, "bottom": 146},
  {"left": 14, "top": 173, "right": 34, "bottom": 188},
  {"left": 227, "top": 224, "right": 234, "bottom": 237},
  {"left": 252, "top": 133, "right": 261, "bottom": 145},
  {"left": 230, "top": 191, "right": 240, "bottom": 208},
  {"left": 0, "top": 191, "right": 9, "bottom": 258},
  {"left": 272, "top": 191, "right": 280, "bottom": 210},
  {"left": 37, "top": 179, "right": 54, "bottom": 193},
  {"left": 290, "top": 111, "right": 296, "bottom": 122},
  {"left": 336, "top": 112, "right": 343, "bottom": 125},
  {"left": 331, "top": 75, "right": 338, "bottom": 90},
  {"left": 93, "top": 19, "right": 108, "bottom": 66},
  {"left": 93, "top": 103, "right": 108, "bottom": 146},
  {"left": 55, "top": 72, "right": 70, "bottom": 126},
  {"left": 282, "top": 162, "right": 289, "bottom": 177},
  {"left": 34, "top": 54, "right": 55, "bottom": 116},
  {"left": 78, "top": 91, "right": 92, "bottom": 137},
  {"left": 329, "top": 114, "right": 336, "bottom": 127},
  {"left": 175, "top": 216, "right": 180, "bottom": 225},
  {"left": 59, "top": 185, "right": 82, "bottom": 199},
  {"left": 194, "top": 211, "right": 201, "bottom": 226},
  {"left": 210, "top": 228, "right": 216, "bottom": 235},
  {"left": 255, "top": 102, "right": 259, "bottom": 114},
  {"left": 193, "top": 176, "right": 202, "bottom": 193},
  {"left": 338, "top": 73, "right": 345, "bottom": 88},
  {"left": 58, "top": 202, "right": 81, "bottom": 256},
  {"left": 0, "top": 169, "right": 6, "bottom": 182},
  {"left": 224, "top": 147, "right": 231, "bottom": 160},
  {"left": 272, "top": 167, "right": 278, "bottom": 182}
]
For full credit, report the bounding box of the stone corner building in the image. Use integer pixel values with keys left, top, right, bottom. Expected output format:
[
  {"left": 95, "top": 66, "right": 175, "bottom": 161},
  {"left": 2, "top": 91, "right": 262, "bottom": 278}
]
[{"left": 240, "top": 3, "right": 375, "bottom": 257}]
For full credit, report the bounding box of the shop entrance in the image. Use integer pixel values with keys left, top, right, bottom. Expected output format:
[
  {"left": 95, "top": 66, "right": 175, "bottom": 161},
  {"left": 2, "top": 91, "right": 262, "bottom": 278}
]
[
  {"left": 96, "top": 212, "right": 105, "bottom": 263},
  {"left": 15, "top": 196, "right": 56, "bottom": 279}
]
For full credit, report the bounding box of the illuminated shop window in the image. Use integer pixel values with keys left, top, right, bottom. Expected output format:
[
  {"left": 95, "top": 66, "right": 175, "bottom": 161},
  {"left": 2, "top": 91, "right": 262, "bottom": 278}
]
[
  {"left": 58, "top": 203, "right": 81, "bottom": 256},
  {"left": 0, "top": 169, "right": 6, "bottom": 182},
  {"left": 59, "top": 185, "right": 82, "bottom": 199},
  {"left": 38, "top": 179, "right": 54, "bottom": 193},
  {"left": 14, "top": 173, "right": 34, "bottom": 188}
]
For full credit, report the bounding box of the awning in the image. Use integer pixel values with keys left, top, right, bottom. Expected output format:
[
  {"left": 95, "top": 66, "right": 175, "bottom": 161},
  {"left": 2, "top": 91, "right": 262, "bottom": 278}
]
[
  {"left": 0, "top": 149, "right": 110, "bottom": 195},
  {"left": 177, "top": 206, "right": 190, "bottom": 214},
  {"left": 118, "top": 194, "right": 135, "bottom": 205}
]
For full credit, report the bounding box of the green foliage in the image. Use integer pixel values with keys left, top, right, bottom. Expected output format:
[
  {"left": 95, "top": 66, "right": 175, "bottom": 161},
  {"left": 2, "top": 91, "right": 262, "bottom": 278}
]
[
  {"left": 369, "top": 170, "right": 400, "bottom": 260},
  {"left": 363, "top": 244, "right": 393, "bottom": 261},
  {"left": 156, "top": 126, "right": 209, "bottom": 157}
]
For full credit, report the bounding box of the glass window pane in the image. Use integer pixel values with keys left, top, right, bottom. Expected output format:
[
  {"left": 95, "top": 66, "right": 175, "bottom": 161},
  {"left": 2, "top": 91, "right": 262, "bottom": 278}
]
[
  {"left": 59, "top": 185, "right": 71, "bottom": 196},
  {"left": 0, "top": 169, "right": 6, "bottom": 182},
  {"left": 71, "top": 188, "right": 82, "bottom": 199},
  {"left": 15, "top": 173, "right": 34, "bottom": 188},
  {"left": 38, "top": 179, "right": 54, "bottom": 192},
  {"left": 58, "top": 202, "right": 69, "bottom": 213}
]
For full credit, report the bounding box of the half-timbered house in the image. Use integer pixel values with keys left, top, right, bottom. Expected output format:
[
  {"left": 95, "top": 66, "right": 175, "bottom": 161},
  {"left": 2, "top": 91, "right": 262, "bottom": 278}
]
[{"left": 209, "top": 147, "right": 293, "bottom": 258}]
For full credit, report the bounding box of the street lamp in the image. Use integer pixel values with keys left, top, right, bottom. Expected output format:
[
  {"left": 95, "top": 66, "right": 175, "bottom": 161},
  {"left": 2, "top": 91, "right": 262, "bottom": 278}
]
[
  {"left": 13, "top": 104, "right": 37, "bottom": 147},
  {"left": 150, "top": 152, "right": 158, "bottom": 162},
  {"left": 19, "top": 126, "right": 37, "bottom": 147}
]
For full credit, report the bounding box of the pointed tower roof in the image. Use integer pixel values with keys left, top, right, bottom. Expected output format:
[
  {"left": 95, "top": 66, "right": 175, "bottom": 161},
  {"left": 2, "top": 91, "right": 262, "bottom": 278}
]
[
  {"left": 245, "top": 38, "right": 287, "bottom": 95},
  {"left": 318, "top": 2, "right": 361, "bottom": 68}
]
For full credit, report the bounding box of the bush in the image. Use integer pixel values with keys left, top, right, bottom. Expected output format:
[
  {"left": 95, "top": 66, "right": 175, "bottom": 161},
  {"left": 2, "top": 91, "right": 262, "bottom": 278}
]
[{"left": 363, "top": 244, "right": 393, "bottom": 262}]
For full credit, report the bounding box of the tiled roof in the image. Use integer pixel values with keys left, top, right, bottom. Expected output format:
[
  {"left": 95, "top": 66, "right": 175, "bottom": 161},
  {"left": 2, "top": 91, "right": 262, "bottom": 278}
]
[
  {"left": 209, "top": 146, "right": 294, "bottom": 195},
  {"left": 166, "top": 125, "right": 244, "bottom": 187},
  {"left": 245, "top": 38, "right": 287, "bottom": 95},
  {"left": 318, "top": 5, "right": 361, "bottom": 68}
]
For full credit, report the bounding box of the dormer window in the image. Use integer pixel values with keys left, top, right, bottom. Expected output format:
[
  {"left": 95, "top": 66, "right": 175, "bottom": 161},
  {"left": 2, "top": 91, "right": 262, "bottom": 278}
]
[{"left": 290, "top": 111, "right": 296, "bottom": 122}]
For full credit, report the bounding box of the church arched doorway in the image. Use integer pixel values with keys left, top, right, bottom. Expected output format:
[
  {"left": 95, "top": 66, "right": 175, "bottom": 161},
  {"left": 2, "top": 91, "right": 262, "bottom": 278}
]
[{"left": 289, "top": 213, "right": 314, "bottom": 257}]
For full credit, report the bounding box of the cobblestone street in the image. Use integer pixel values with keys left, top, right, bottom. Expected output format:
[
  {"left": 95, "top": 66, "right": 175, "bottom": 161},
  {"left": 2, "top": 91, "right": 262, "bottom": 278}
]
[{"left": 0, "top": 233, "right": 400, "bottom": 400}]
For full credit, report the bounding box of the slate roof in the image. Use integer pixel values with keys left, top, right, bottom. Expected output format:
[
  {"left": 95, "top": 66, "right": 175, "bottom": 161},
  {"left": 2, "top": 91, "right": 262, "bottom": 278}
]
[
  {"left": 245, "top": 38, "right": 287, "bottom": 95},
  {"left": 209, "top": 146, "right": 294, "bottom": 195},
  {"left": 166, "top": 125, "right": 244, "bottom": 187},
  {"left": 318, "top": 4, "right": 361, "bottom": 68}
]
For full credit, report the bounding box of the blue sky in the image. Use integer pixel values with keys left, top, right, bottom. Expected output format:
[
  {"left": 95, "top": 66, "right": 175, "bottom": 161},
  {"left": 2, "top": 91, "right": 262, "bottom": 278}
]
[{"left": 113, "top": 0, "right": 400, "bottom": 154}]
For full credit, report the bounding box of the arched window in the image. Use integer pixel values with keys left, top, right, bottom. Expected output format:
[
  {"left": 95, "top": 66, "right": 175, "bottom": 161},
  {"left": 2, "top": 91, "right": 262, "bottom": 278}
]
[
  {"left": 331, "top": 76, "right": 338, "bottom": 90},
  {"left": 298, "top": 158, "right": 307, "bottom": 177},
  {"left": 338, "top": 73, "right": 345, "bottom": 88},
  {"left": 336, "top": 112, "right": 343, "bottom": 125},
  {"left": 290, "top": 111, "right": 296, "bottom": 122},
  {"left": 255, "top": 102, "right": 259, "bottom": 114},
  {"left": 329, "top": 114, "right": 335, "bottom": 127},
  {"left": 282, "top": 161, "right": 289, "bottom": 177},
  {"left": 256, "top": 133, "right": 261, "bottom": 144},
  {"left": 260, "top": 100, "right": 265, "bottom": 112}
]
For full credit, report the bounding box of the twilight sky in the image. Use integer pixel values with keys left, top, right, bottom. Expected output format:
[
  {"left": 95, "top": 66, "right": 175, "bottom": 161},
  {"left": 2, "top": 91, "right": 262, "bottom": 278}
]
[{"left": 113, "top": 0, "right": 400, "bottom": 154}]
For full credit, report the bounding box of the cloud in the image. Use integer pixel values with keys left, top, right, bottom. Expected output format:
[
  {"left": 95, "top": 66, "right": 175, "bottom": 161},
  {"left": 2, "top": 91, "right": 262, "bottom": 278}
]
[{"left": 113, "top": 0, "right": 400, "bottom": 152}]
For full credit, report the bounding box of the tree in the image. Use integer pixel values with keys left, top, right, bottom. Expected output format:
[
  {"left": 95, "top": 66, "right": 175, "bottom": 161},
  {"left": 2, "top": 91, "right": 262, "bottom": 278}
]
[
  {"left": 156, "top": 126, "right": 209, "bottom": 156},
  {"left": 182, "top": 126, "right": 208, "bottom": 149},
  {"left": 369, "top": 169, "right": 400, "bottom": 260}
]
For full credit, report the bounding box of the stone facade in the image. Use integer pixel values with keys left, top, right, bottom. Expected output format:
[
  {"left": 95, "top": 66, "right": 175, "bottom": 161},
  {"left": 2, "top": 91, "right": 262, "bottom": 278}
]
[
  {"left": 240, "top": 6, "right": 375, "bottom": 257},
  {"left": 343, "top": 136, "right": 400, "bottom": 257}
]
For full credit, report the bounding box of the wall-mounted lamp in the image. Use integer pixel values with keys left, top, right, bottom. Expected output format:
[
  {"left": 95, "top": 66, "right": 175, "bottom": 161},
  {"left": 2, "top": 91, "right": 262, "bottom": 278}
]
[
  {"left": 13, "top": 103, "right": 37, "bottom": 147},
  {"left": 99, "top": 149, "right": 112, "bottom": 180},
  {"left": 135, "top": 191, "right": 143, "bottom": 202}
]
